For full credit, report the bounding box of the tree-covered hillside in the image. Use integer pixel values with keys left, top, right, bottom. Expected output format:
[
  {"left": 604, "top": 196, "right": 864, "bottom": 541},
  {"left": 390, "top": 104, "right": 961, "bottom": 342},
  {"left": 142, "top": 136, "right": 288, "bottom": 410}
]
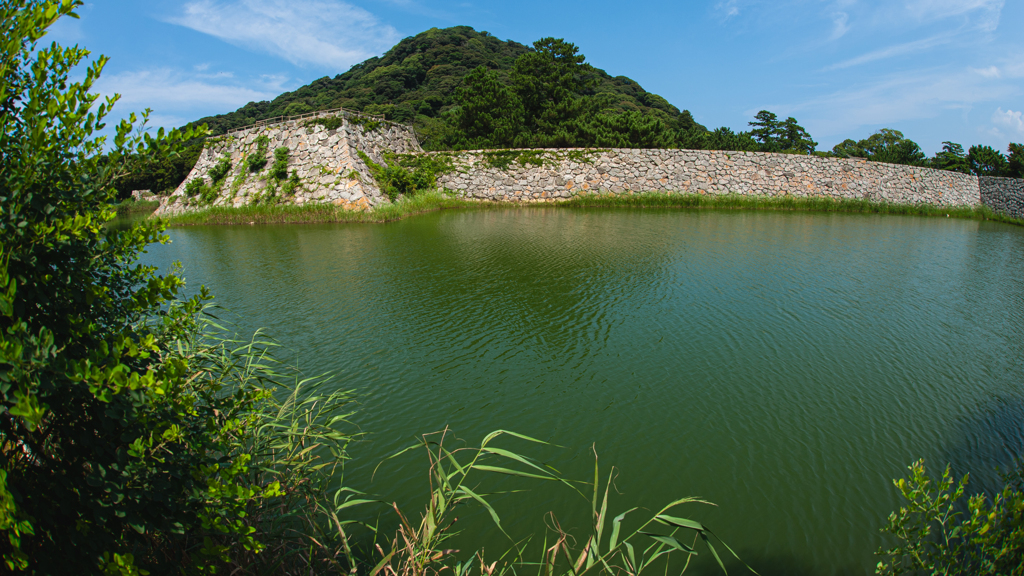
[
  {"left": 190, "top": 26, "right": 705, "bottom": 147},
  {"left": 118, "top": 26, "right": 1022, "bottom": 197}
]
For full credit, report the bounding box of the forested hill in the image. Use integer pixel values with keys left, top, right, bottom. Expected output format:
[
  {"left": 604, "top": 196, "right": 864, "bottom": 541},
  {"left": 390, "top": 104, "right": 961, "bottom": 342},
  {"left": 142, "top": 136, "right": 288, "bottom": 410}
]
[
  {"left": 190, "top": 26, "right": 705, "bottom": 148},
  {"left": 120, "top": 26, "right": 1019, "bottom": 196}
]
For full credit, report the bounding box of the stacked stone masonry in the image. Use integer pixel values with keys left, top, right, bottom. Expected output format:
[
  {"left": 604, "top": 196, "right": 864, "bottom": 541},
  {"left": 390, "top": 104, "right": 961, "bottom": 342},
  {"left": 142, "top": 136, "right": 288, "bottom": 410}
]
[
  {"left": 980, "top": 176, "right": 1024, "bottom": 220},
  {"left": 156, "top": 112, "right": 421, "bottom": 216},
  {"left": 157, "top": 113, "right": 1024, "bottom": 219},
  {"left": 434, "top": 149, "right": 981, "bottom": 206}
]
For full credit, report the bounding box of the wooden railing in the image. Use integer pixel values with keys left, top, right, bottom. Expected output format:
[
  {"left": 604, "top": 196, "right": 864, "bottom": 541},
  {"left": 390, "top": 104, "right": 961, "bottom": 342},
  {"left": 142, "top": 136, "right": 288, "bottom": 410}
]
[{"left": 225, "top": 107, "right": 398, "bottom": 136}]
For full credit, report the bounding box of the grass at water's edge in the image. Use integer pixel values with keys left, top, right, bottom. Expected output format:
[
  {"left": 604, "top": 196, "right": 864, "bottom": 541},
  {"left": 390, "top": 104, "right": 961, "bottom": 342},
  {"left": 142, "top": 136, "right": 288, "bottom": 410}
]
[
  {"left": 160, "top": 190, "right": 1024, "bottom": 227},
  {"left": 115, "top": 199, "right": 161, "bottom": 217}
]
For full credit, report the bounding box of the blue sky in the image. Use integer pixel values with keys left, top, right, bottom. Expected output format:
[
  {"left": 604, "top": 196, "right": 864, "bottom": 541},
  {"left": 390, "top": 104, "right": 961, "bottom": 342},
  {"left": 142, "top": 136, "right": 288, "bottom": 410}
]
[{"left": 48, "top": 0, "right": 1024, "bottom": 154}]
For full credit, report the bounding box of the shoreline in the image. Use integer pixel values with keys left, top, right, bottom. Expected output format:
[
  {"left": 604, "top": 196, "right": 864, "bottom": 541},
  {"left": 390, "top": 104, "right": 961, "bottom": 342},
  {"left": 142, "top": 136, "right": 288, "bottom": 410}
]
[{"left": 156, "top": 190, "right": 1024, "bottom": 228}]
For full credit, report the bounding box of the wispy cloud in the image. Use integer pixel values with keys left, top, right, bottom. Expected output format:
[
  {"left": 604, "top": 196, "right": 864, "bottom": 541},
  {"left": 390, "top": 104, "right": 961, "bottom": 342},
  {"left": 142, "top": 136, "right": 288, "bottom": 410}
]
[
  {"left": 165, "top": 0, "right": 400, "bottom": 69},
  {"left": 829, "top": 11, "right": 850, "bottom": 40},
  {"left": 777, "top": 67, "right": 1019, "bottom": 143},
  {"left": 94, "top": 67, "right": 284, "bottom": 113},
  {"left": 822, "top": 32, "right": 955, "bottom": 71},
  {"left": 903, "top": 0, "right": 1004, "bottom": 30},
  {"left": 715, "top": 0, "right": 740, "bottom": 19}
]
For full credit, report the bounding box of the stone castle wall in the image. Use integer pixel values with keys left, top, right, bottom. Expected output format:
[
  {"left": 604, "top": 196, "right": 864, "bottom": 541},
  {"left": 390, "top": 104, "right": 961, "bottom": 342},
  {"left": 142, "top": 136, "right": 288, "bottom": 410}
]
[
  {"left": 980, "top": 176, "right": 1024, "bottom": 220},
  {"left": 156, "top": 111, "right": 421, "bottom": 216},
  {"left": 434, "top": 149, "right": 981, "bottom": 206},
  {"left": 157, "top": 113, "right": 1024, "bottom": 220}
]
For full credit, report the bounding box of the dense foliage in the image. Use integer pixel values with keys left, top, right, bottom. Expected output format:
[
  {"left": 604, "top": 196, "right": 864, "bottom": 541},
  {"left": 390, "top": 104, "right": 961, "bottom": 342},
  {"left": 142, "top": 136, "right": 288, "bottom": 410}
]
[
  {"left": 832, "top": 129, "right": 1024, "bottom": 177},
  {"left": 877, "top": 460, "right": 1023, "bottom": 575},
  {"left": 0, "top": 2, "right": 360, "bottom": 574},
  {"left": 189, "top": 27, "right": 704, "bottom": 144}
]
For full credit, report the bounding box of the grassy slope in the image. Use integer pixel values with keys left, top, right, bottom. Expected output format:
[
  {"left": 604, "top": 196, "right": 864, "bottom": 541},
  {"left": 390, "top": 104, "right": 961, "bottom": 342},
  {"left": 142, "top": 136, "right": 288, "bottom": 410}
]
[{"left": 161, "top": 191, "right": 1024, "bottom": 227}]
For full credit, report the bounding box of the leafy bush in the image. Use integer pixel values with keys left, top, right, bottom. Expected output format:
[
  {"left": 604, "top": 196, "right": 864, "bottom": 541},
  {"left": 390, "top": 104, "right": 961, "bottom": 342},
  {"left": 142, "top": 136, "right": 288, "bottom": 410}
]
[
  {"left": 245, "top": 135, "right": 270, "bottom": 173},
  {"left": 185, "top": 177, "right": 206, "bottom": 197},
  {"left": 876, "top": 460, "right": 1024, "bottom": 575},
  {"left": 207, "top": 154, "right": 232, "bottom": 183},
  {"left": 0, "top": 3, "right": 362, "bottom": 573},
  {"left": 280, "top": 170, "right": 302, "bottom": 196},
  {"left": 968, "top": 145, "right": 1009, "bottom": 176},
  {"left": 271, "top": 146, "right": 290, "bottom": 180},
  {"left": 358, "top": 151, "right": 442, "bottom": 201}
]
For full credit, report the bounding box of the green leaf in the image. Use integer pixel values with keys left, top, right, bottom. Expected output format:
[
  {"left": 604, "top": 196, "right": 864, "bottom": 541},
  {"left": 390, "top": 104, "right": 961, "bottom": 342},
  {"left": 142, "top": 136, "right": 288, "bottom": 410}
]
[
  {"left": 639, "top": 532, "right": 696, "bottom": 554},
  {"left": 655, "top": 514, "right": 704, "bottom": 531}
]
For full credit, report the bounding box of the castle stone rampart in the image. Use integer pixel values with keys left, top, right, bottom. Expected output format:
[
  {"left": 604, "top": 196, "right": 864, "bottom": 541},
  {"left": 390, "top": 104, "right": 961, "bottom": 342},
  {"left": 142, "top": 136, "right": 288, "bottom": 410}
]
[
  {"left": 434, "top": 149, "right": 981, "bottom": 207},
  {"left": 155, "top": 112, "right": 421, "bottom": 216},
  {"left": 980, "top": 176, "right": 1024, "bottom": 220},
  {"left": 157, "top": 114, "right": 1024, "bottom": 221}
]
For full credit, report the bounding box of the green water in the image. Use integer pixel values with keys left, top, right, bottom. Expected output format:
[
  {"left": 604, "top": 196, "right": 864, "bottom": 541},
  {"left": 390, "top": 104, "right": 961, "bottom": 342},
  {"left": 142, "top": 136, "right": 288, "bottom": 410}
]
[{"left": 143, "top": 208, "right": 1024, "bottom": 575}]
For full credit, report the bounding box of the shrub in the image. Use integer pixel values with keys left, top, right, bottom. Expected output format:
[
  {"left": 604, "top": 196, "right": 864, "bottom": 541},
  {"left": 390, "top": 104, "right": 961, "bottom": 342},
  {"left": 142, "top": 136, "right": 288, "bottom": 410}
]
[
  {"left": 876, "top": 459, "right": 1024, "bottom": 575},
  {"left": 271, "top": 146, "right": 289, "bottom": 181},
  {"left": 0, "top": 3, "right": 362, "bottom": 573},
  {"left": 357, "top": 151, "right": 446, "bottom": 201},
  {"left": 245, "top": 135, "right": 270, "bottom": 173},
  {"left": 208, "top": 154, "right": 232, "bottom": 183},
  {"left": 184, "top": 177, "right": 205, "bottom": 197}
]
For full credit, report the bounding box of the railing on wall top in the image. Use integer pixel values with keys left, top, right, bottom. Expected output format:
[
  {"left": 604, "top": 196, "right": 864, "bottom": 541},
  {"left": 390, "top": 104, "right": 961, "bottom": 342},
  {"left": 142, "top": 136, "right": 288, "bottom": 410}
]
[{"left": 224, "top": 107, "right": 403, "bottom": 136}]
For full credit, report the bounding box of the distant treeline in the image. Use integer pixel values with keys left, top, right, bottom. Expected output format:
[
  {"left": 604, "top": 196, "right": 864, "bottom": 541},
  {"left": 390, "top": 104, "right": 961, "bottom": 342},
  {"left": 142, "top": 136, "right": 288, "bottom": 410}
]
[{"left": 117, "top": 26, "right": 1023, "bottom": 197}]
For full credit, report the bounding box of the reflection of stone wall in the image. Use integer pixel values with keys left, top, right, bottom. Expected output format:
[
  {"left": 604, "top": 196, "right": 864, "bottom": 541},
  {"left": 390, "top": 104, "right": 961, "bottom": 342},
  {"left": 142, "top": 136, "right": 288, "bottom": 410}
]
[
  {"left": 980, "top": 176, "right": 1024, "bottom": 220},
  {"left": 155, "top": 113, "right": 421, "bottom": 216},
  {"left": 435, "top": 149, "right": 982, "bottom": 207}
]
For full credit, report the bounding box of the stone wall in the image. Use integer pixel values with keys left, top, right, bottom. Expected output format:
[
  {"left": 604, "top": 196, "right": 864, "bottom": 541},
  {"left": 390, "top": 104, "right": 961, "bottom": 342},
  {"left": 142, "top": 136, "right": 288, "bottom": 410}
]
[
  {"left": 155, "top": 111, "right": 421, "bottom": 216},
  {"left": 157, "top": 113, "right": 1024, "bottom": 220},
  {"left": 434, "top": 149, "right": 981, "bottom": 207},
  {"left": 980, "top": 176, "right": 1024, "bottom": 220}
]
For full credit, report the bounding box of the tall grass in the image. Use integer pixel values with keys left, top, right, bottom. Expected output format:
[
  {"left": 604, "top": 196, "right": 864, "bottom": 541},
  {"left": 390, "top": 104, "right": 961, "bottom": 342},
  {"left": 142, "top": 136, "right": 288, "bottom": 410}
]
[
  {"left": 162, "top": 192, "right": 494, "bottom": 226},
  {"left": 556, "top": 192, "right": 1024, "bottom": 225},
  {"left": 369, "top": 429, "right": 753, "bottom": 576},
  {"left": 161, "top": 191, "right": 1024, "bottom": 228},
  {"left": 115, "top": 198, "right": 161, "bottom": 217},
  {"left": 166, "top": 314, "right": 367, "bottom": 575}
]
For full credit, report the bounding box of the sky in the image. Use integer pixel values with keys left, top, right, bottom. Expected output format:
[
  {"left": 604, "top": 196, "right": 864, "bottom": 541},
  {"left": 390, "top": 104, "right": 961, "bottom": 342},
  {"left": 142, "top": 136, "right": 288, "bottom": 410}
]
[{"left": 46, "top": 0, "right": 1024, "bottom": 155}]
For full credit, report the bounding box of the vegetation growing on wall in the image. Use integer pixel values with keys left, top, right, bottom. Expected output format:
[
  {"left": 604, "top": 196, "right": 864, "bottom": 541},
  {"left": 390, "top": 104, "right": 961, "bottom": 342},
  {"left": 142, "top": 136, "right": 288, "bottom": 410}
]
[
  {"left": 245, "top": 134, "right": 271, "bottom": 173},
  {"left": 357, "top": 151, "right": 449, "bottom": 201}
]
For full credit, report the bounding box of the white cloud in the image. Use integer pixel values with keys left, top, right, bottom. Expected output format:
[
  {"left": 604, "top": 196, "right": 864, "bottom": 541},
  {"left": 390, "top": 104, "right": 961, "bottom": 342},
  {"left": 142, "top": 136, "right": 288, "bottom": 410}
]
[
  {"left": 778, "top": 67, "right": 1018, "bottom": 140},
  {"left": 829, "top": 11, "right": 850, "bottom": 40},
  {"left": 992, "top": 107, "right": 1024, "bottom": 137},
  {"left": 166, "top": 0, "right": 400, "bottom": 69},
  {"left": 94, "top": 67, "right": 281, "bottom": 112},
  {"left": 822, "top": 32, "right": 954, "bottom": 70},
  {"left": 715, "top": 0, "right": 740, "bottom": 18},
  {"left": 903, "top": 0, "right": 1004, "bottom": 30},
  {"left": 970, "top": 65, "right": 1001, "bottom": 78}
]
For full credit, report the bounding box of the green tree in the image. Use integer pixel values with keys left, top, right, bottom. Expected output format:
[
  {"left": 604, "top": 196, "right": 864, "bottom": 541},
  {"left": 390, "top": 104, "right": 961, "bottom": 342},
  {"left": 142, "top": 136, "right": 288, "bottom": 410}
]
[
  {"left": 831, "top": 138, "right": 865, "bottom": 158},
  {"left": 968, "top": 145, "right": 1008, "bottom": 176},
  {"left": 1007, "top": 143, "right": 1024, "bottom": 178},
  {"left": 779, "top": 116, "right": 817, "bottom": 154},
  {"left": 832, "top": 129, "right": 924, "bottom": 166},
  {"left": 510, "top": 37, "right": 595, "bottom": 144},
  {"left": 930, "top": 142, "right": 971, "bottom": 174},
  {"left": 748, "top": 111, "right": 816, "bottom": 154},
  {"left": 449, "top": 65, "right": 524, "bottom": 148},
  {"left": 748, "top": 110, "right": 781, "bottom": 150}
]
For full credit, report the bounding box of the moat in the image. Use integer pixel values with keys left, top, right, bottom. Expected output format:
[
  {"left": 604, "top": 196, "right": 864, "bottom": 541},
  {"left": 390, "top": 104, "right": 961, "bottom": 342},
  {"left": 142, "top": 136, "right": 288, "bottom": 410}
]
[{"left": 142, "top": 208, "right": 1024, "bottom": 575}]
